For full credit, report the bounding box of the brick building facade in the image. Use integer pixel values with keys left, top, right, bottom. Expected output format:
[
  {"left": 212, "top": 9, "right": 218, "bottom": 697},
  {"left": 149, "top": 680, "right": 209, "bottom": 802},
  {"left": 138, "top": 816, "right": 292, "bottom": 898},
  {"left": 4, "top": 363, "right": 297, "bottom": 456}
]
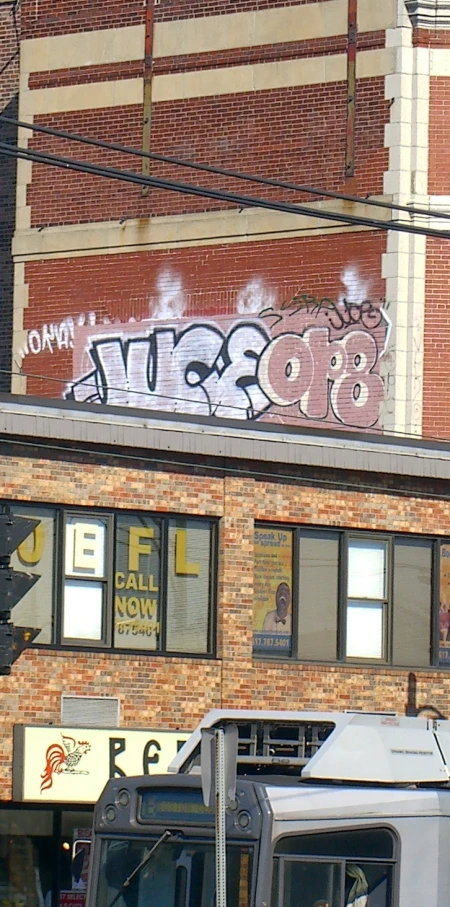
[
  {"left": 0, "top": 396, "right": 449, "bottom": 898},
  {"left": 5, "top": 0, "right": 448, "bottom": 439},
  {"left": 2, "top": 0, "right": 450, "bottom": 901}
]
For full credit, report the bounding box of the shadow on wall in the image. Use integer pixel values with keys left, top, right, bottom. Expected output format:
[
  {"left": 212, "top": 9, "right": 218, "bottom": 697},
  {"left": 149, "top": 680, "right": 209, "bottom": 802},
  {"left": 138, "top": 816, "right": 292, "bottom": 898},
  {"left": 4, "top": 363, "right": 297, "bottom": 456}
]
[
  {"left": 406, "top": 672, "right": 447, "bottom": 719},
  {"left": 0, "top": 95, "right": 17, "bottom": 393}
]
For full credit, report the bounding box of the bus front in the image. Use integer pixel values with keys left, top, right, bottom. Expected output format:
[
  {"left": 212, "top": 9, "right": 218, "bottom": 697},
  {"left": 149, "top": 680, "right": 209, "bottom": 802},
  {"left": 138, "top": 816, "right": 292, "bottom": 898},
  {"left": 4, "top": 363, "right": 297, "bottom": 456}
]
[{"left": 87, "top": 774, "right": 265, "bottom": 907}]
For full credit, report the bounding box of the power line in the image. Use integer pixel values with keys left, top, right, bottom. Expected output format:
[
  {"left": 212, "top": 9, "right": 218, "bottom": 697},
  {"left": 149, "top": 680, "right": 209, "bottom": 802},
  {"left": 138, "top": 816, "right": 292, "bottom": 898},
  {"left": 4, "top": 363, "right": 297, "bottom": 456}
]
[
  {"left": 1, "top": 140, "right": 450, "bottom": 240},
  {"left": 1, "top": 365, "right": 440, "bottom": 443},
  {"left": 1, "top": 112, "right": 450, "bottom": 224}
]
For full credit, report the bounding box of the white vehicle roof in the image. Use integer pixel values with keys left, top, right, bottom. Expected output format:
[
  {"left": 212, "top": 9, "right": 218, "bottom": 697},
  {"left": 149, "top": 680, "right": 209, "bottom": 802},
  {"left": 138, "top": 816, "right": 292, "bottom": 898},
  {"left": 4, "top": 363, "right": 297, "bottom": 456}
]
[
  {"left": 169, "top": 709, "right": 450, "bottom": 785},
  {"left": 265, "top": 783, "right": 450, "bottom": 822}
]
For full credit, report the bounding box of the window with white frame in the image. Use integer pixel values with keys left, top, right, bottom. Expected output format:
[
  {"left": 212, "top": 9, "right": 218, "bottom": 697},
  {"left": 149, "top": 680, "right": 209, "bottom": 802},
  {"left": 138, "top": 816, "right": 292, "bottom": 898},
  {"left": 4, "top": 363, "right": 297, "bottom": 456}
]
[{"left": 346, "top": 538, "right": 388, "bottom": 660}]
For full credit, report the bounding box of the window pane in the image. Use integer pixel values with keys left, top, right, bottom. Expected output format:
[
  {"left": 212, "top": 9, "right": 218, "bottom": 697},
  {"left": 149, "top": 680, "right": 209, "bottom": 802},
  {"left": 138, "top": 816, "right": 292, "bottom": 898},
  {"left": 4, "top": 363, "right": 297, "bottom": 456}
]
[
  {"left": 63, "top": 580, "right": 103, "bottom": 639},
  {"left": 281, "top": 860, "right": 340, "bottom": 907},
  {"left": 346, "top": 602, "right": 384, "bottom": 659},
  {"left": 275, "top": 828, "right": 394, "bottom": 859},
  {"left": 347, "top": 863, "right": 392, "bottom": 907},
  {"left": 65, "top": 516, "right": 107, "bottom": 577},
  {"left": 97, "top": 840, "right": 252, "bottom": 907},
  {"left": 11, "top": 505, "right": 56, "bottom": 644},
  {"left": 253, "top": 527, "right": 293, "bottom": 657},
  {"left": 439, "top": 543, "right": 450, "bottom": 664},
  {"left": 166, "top": 519, "right": 212, "bottom": 654},
  {"left": 298, "top": 531, "right": 339, "bottom": 661},
  {"left": 393, "top": 538, "right": 432, "bottom": 667},
  {"left": 348, "top": 539, "right": 386, "bottom": 600},
  {"left": 114, "top": 515, "right": 161, "bottom": 650}
]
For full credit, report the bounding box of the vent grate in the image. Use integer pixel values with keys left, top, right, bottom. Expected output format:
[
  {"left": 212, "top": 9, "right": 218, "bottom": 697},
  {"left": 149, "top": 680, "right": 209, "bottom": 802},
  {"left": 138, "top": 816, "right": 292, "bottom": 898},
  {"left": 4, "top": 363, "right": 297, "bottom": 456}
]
[{"left": 61, "top": 696, "right": 120, "bottom": 728}]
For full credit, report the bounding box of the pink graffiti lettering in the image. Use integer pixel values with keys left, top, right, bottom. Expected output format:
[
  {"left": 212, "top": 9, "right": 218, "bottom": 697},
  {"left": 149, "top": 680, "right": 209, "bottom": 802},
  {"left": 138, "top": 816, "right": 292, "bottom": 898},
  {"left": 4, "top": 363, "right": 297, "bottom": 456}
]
[
  {"left": 67, "top": 314, "right": 386, "bottom": 429},
  {"left": 257, "top": 333, "right": 314, "bottom": 408},
  {"left": 258, "top": 327, "right": 383, "bottom": 427},
  {"left": 329, "top": 330, "right": 383, "bottom": 428}
]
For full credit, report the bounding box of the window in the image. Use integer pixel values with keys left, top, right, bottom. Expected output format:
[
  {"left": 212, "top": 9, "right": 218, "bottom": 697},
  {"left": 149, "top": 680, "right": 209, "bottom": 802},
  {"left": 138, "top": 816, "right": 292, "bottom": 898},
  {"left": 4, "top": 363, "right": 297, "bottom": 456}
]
[
  {"left": 166, "top": 518, "right": 213, "bottom": 654},
  {"left": 114, "top": 514, "right": 161, "bottom": 651},
  {"left": 63, "top": 515, "right": 109, "bottom": 644},
  {"left": 272, "top": 828, "right": 395, "bottom": 907},
  {"left": 9, "top": 504, "right": 216, "bottom": 656},
  {"left": 10, "top": 505, "right": 56, "bottom": 644},
  {"left": 254, "top": 523, "right": 437, "bottom": 667},
  {"left": 346, "top": 539, "right": 388, "bottom": 660},
  {"left": 97, "top": 839, "right": 253, "bottom": 907}
]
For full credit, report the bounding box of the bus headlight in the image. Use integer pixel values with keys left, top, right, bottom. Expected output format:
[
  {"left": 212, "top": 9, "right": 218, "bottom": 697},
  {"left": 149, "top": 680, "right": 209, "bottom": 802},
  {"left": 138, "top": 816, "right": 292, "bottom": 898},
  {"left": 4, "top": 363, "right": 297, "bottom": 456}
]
[
  {"left": 104, "top": 805, "right": 117, "bottom": 823},
  {"left": 236, "top": 810, "right": 251, "bottom": 831},
  {"left": 117, "top": 789, "right": 131, "bottom": 808}
]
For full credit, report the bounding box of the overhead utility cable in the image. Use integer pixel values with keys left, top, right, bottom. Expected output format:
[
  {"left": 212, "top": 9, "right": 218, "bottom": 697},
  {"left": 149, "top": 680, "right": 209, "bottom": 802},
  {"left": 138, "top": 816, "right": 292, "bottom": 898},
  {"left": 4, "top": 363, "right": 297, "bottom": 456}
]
[
  {"left": 1, "top": 363, "right": 446, "bottom": 443},
  {"left": 1, "top": 113, "right": 450, "bottom": 224},
  {"left": 1, "top": 140, "right": 450, "bottom": 240}
]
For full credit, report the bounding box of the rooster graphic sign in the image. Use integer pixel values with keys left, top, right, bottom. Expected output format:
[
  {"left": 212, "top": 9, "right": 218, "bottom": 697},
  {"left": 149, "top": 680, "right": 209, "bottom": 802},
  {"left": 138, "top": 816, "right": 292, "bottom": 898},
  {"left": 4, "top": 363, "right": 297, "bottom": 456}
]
[{"left": 40, "top": 734, "right": 91, "bottom": 792}]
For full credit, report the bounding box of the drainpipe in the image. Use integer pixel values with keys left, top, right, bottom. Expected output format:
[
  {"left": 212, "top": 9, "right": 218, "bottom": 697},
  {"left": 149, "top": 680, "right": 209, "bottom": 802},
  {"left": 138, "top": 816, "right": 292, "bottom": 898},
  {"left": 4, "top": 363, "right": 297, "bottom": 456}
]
[
  {"left": 345, "top": 0, "right": 357, "bottom": 179},
  {"left": 142, "top": 0, "right": 155, "bottom": 196}
]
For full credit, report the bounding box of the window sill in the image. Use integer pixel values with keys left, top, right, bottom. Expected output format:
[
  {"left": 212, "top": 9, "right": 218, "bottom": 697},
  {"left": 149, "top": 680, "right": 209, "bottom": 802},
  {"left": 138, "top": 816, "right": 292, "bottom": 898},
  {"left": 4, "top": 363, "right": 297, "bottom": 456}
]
[
  {"left": 252, "top": 654, "right": 450, "bottom": 672},
  {"left": 28, "top": 642, "right": 219, "bottom": 661}
]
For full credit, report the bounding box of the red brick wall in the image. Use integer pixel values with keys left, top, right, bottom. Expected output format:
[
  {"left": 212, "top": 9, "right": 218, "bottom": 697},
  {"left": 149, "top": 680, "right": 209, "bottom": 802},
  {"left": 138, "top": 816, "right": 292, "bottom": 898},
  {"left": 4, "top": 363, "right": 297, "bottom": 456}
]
[
  {"left": 428, "top": 77, "right": 450, "bottom": 195},
  {"left": 0, "top": 1, "right": 19, "bottom": 109},
  {"left": 20, "top": 0, "right": 330, "bottom": 39},
  {"left": 413, "top": 29, "right": 450, "bottom": 47},
  {"left": 0, "top": 445, "right": 449, "bottom": 797},
  {"left": 422, "top": 71, "right": 450, "bottom": 440},
  {"left": 26, "top": 83, "right": 388, "bottom": 227},
  {"left": 23, "top": 230, "right": 385, "bottom": 332},
  {"left": 422, "top": 238, "right": 450, "bottom": 439},
  {"left": 20, "top": 231, "right": 387, "bottom": 433},
  {"left": 21, "top": 0, "right": 143, "bottom": 40},
  {"left": 18, "top": 0, "right": 391, "bottom": 432}
]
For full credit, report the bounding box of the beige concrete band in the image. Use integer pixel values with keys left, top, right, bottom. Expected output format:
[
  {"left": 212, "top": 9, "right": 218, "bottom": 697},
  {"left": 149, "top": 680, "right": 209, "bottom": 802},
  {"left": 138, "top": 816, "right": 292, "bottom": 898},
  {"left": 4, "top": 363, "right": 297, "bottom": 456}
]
[
  {"left": 20, "top": 48, "right": 395, "bottom": 116},
  {"left": 13, "top": 200, "right": 390, "bottom": 261}
]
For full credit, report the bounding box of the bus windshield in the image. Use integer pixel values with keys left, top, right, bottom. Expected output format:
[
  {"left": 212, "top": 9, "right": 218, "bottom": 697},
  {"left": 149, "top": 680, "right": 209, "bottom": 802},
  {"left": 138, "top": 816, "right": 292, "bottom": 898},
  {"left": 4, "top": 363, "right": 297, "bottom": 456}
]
[{"left": 96, "top": 836, "right": 254, "bottom": 907}]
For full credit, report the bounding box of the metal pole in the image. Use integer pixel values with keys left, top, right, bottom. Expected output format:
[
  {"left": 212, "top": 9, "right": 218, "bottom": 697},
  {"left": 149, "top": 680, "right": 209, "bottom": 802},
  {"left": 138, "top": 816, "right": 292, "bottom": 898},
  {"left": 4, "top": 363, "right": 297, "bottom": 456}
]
[
  {"left": 345, "top": 0, "right": 357, "bottom": 179},
  {"left": 215, "top": 728, "right": 227, "bottom": 907},
  {"left": 142, "top": 0, "right": 154, "bottom": 196}
]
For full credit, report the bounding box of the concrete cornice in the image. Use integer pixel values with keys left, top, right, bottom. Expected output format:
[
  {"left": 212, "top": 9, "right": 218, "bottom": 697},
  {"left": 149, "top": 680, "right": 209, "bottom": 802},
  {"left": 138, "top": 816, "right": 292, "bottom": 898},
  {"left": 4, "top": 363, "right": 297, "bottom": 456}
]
[
  {"left": 406, "top": 0, "right": 450, "bottom": 28},
  {"left": 1, "top": 394, "right": 450, "bottom": 483}
]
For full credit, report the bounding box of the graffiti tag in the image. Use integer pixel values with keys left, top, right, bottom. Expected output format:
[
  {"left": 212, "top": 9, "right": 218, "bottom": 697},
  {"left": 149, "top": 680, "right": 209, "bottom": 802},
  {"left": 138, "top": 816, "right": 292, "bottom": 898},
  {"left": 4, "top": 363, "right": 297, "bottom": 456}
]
[{"left": 66, "top": 301, "right": 389, "bottom": 429}]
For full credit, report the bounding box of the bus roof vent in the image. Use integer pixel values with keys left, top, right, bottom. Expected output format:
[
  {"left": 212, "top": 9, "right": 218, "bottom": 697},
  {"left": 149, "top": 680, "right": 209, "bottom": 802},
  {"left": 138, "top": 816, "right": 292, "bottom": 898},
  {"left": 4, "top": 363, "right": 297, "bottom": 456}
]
[
  {"left": 169, "top": 710, "right": 340, "bottom": 777},
  {"left": 169, "top": 709, "right": 450, "bottom": 785}
]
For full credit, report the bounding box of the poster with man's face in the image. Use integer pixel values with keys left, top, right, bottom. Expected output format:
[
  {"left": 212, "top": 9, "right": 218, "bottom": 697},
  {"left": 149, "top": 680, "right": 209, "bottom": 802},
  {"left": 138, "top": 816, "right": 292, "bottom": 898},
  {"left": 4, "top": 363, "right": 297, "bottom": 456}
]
[{"left": 253, "top": 528, "right": 293, "bottom": 655}]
